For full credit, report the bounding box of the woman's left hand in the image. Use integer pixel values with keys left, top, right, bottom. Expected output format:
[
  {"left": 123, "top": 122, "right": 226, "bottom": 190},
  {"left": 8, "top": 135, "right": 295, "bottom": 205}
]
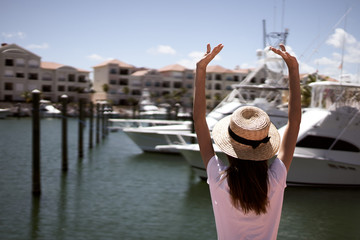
[{"left": 196, "top": 43, "right": 224, "bottom": 69}]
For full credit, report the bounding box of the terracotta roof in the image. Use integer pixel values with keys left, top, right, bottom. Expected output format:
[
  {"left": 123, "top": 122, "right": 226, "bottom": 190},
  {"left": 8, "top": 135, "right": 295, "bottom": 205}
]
[
  {"left": 41, "top": 61, "right": 64, "bottom": 69},
  {"left": 206, "top": 65, "right": 228, "bottom": 73},
  {"left": 158, "top": 64, "right": 187, "bottom": 72},
  {"left": 41, "top": 61, "right": 90, "bottom": 72},
  {"left": 93, "top": 59, "right": 134, "bottom": 68},
  {"left": 131, "top": 69, "right": 150, "bottom": 76},
  {"left": 232, "top": 68, "right": 252, "bottom": 74}
]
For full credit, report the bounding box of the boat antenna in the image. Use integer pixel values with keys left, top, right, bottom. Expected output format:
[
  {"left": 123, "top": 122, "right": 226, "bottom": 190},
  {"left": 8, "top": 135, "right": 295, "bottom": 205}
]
[
  {"left": 300, "top": 7, "right": 352, "bottom": 62},
  {"left": 339, "top": 8, "right": 348, "bottom": 83}
]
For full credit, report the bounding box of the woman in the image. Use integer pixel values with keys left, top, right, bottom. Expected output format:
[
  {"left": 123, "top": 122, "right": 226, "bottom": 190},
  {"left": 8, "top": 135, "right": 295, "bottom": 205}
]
[{"left": 193, "top": 43, "right": 301, "bottom": 240}]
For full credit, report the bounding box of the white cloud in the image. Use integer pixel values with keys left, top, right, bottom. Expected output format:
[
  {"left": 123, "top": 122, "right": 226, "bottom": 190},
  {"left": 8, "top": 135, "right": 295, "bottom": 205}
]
[
  {"left": 86, "top": 54, "right": 113, "bottom": 62},
  {"left": 178, "top": 50, "right": 222, "bottom": 69},
  {"left": 299, "top": 61, "right": 316, "bottom": 74},
  {"left": 27, "top": 43, "right": 49, "bottom": 49},
  {"left": 147, "top": 45, "right": 176, "bottom": 55},
  {"left": 325, "top": 28, "right": 360, "bottom": 64},
  {"left": 314, "top": 57, "right": 338, "bottom": 66},
  {"left": 2, "top": 31, "right": 26, "bottom": 39},
  {"left": 87, "top": 54, "right": 105, "bottom": 61},
  {"left": 326, "top": 28, "right": 356, "bottom": 48}
]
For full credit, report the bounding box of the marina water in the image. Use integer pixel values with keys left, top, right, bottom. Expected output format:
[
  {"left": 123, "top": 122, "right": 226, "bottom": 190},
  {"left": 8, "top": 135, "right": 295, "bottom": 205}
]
[{"left": 1, "top": 118, "right": 360, "bottom": 240}]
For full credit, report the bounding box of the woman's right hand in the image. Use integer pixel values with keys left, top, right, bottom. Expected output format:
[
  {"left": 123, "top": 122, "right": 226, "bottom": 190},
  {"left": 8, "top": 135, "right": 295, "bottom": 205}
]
[{"left": 270, "top": 44, "right": 298, "bottom": 70}]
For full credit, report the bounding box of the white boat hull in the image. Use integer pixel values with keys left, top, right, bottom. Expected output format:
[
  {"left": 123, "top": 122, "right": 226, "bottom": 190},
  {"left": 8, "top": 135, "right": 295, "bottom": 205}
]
[
  {"left": 175, "top": 144, "right": 360, "bottom": 186},
  {"left": 124, "top": 127, "right": 193, "bottom": 153}
]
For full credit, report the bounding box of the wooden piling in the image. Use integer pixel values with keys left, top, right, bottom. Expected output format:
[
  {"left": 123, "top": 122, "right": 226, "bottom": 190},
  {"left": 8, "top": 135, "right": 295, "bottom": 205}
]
[
  {"left": 32, "top": 90, "right": 41, "bottom": 196},
  {"left": 89, "top": 102, "right": 93, "bottom": 149},
  {"left": 61, "top": 95, "right": 68, "bottom": 172},
  {"left": 96, "top": 103, "right": 100, "bottom": 144},
  {"left": 101, "top": 104, "right": 105, "bottom": 139},
  {"left": 78, "top": 99, "right": 84, "bottom": 159}
]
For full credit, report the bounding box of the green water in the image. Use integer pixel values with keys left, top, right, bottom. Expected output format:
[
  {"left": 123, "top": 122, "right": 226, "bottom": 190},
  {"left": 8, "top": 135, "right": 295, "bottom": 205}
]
[{"left": 0, "top": 118, "right": 359, "bottom": 240}]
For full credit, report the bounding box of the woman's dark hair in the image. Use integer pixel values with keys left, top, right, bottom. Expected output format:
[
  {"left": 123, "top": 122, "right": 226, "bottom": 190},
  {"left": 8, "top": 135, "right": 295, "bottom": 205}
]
[{"left": 226, "top": 155, "right": 269, "bottom": 215}]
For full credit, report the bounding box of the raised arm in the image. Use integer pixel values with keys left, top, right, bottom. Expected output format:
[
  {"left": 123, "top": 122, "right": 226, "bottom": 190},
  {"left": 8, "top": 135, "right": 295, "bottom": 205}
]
[
  {"left": 270, "top": 44, "right": 301, "bottom": 172},
  {"left": 193, "top": 43, "right": 224, "bottom": 168}
]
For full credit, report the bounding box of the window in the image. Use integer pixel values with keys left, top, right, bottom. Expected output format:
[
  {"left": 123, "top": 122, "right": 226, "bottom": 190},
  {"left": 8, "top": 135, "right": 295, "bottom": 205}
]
[
  {"left": 145, "top": 81, "right": 152, "bottom": 87},
  {"left": 186, "top": 74, "right": 193, "bottom": 79},
  {"left": 28, "top": 73, "right": 38, "bottom": 80},
  {"left": 131, "top": 89, "right": 141, "bottom": 95},
  {"left": 296, "top": 135, "right": 359, "bottom": 152},
  {"left": 58, "top": 85, "right": 65, "bottom": 91},
  {"left": 120, "top": 69, "right": 129, "bottom": 75},
  {"left": 4, "top": 82, "right": 13, "bottom": 90},
  {"left": 15, "top": 58, "right": 25, "bottom": 67},
  {"left": 68, "top": 86, "right": 76, "bottom": 92},
  {"left": 109, "top": 79, "right": 117, "bottom": 85},
  {"left": 154, "top": 82, "right": 161, "bottom": 87},
  {"left": 215, "top": 74, "right": 222, "bottom": 80},
  {"left": 162, "top": 82, "right": 170, "bottom": 88},
  {"left": 58, "top": 73, "right": 66, "bottom": 81},
  {"left": 5, "top": 59, "right": 14, "bottom": 66},
  {"left": 172, "top": 72, "right": 183, "bottom": 79},
  {"left": 250, "top": 78, "right": 256, "bottom": 83},
  {"left": 42, "top": 85, "right": 52, "bottom": 92},
  {"left": 4, "top": 70, "right": 14, "bottom": 77},
  {"left": 260, "top": 78, "right": 266, "bottom": 84},
  {"left": 119, "top": 78, "right": 128, "bottom": 85},
  {"left": 42, "top": 73, "right": 52, "bottom": 81},
  {"left": 174, "top": 82, "right": 182, "bottom": 88},
  {"left": 110, "top": 68, "right": 117, "bottom": 74},
  {"left": 28, "top": 59, "right": 39, "bottom": 68},
  {"left": 234, "top": 76, "right": 239, "bottom": 82},
  {"left": 68, "top": 74, "right": 75, "bottom": 82},
  {"left": 78, "top": 75, "right": 86, "bottom": 82},
  {"left": 16, "top": 72, "right": 25, "bottom": 78},
  {"left": 215, "top": 83, "right": 222, "bottom": 90}
]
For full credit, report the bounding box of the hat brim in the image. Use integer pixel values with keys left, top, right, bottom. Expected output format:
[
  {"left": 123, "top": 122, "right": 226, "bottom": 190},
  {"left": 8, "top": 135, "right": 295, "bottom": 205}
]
[{"left": 212, "top": 115, "right": 280, "bottom": 161}]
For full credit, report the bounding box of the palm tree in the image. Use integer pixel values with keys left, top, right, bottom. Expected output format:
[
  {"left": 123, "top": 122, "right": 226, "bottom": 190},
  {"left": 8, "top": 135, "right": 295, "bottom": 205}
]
[
  {"left": 300, "top": 73, "right": 327, "bottom": 107},
  {"left": 102, "top": 84, "right": 109, "bottom": 93},
  {"left": 21, "top": 91, "right": 32, "bottom": 103}
]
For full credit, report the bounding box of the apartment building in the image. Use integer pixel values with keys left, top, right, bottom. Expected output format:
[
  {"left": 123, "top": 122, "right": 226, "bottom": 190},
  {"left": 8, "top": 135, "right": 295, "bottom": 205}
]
[
  {"left": 0, "top": 43, "right": 91, "bottom": 102},
  {"left": 92, "top": 59, "right": 136, "bottom": 105},
  {"left": 93, "top": 60, "right": 250, "bottom": 111}
]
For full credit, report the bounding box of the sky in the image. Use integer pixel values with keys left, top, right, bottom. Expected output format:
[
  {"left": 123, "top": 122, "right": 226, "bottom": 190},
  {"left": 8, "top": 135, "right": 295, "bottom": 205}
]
[{"left": 1, "top": 0, "right": 360, "bottom": 82}]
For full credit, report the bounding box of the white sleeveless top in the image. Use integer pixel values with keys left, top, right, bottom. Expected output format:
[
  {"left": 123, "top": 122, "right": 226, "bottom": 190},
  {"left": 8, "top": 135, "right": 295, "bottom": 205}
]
[{"left": 207, "top": 155, "right": 287, "bottom": 240}]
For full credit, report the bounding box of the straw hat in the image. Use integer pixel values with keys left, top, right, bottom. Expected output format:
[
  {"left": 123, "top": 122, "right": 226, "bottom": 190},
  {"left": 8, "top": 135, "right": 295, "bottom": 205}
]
[{"left": 212, "top": 106, "right": 280, "bottom": 161}]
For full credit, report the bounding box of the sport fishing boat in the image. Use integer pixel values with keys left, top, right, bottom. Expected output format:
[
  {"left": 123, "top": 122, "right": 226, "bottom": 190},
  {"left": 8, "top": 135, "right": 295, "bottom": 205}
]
[{"left": 166, "top": 81, "right": 360, "bottom": 186}]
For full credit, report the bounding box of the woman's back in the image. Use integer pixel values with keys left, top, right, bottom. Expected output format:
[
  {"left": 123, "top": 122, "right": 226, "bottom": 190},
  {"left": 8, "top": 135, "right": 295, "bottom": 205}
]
[{"left": 207, "top": 155, "right": 287, "bottom": 240}]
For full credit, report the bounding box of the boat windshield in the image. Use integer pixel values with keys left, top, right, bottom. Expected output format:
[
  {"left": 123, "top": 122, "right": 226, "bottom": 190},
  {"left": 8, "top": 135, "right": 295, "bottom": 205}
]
[{"left": 310, "top": 82, "right": 360, "bottom": 110}]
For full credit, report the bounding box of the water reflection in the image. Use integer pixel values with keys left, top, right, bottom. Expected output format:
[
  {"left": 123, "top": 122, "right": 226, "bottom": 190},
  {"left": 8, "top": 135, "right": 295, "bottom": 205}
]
[
  {"left": 56, "top": 173, "right": 68, "bottom": 240},
  {"left": 279, "top": 186, "right": 360, "bottom": 240},
  {"left": 30, "top": 196, "right": 41, "bottom": 240}
]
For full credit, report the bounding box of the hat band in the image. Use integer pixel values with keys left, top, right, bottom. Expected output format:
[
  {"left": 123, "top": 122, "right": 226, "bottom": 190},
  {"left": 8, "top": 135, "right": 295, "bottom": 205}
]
[{"left": 228, "top": 127, "right": 270, "bottom": 149}]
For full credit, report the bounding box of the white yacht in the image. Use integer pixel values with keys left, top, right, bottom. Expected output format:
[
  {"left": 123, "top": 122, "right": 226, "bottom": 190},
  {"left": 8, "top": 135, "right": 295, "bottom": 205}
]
[
  {"left": 168, "top": 81, "right": 360, "bottom": 186},
  {"left": 122, "top": 49, "right": 289, "bottom": 153},
  {"left": 0, "top": 108, "right": 10, "bottom": 119},
  {"left": 285, "top": 81, "right": 360, "bottom": 186}
]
